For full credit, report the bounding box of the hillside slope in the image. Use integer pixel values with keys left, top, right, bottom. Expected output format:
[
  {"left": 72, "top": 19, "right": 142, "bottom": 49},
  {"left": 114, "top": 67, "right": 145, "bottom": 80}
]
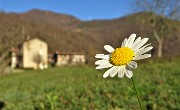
[
  {"left": 21, "top": 9, "right": 82, "bottom": 27},
  {"left": 1, "top": 10, "right": 180, "bottom": 64},
  {"left": 78, "top": 12, "right": 180, "bottom": 56}
]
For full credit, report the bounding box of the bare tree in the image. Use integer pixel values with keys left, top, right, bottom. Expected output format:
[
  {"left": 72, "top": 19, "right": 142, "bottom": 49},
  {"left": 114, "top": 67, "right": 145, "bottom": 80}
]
[
  {"left": 0, "top": 53, "right": 10, "bottom": 73},
  {"left": 134, "top": 0, "right": 180, "bottom": 58},
  {"left": 0, "top": 12, "right": 27, "bottom": 73},
  {"left": 0, "top": 38, "right": 12, "bottom": 73}
]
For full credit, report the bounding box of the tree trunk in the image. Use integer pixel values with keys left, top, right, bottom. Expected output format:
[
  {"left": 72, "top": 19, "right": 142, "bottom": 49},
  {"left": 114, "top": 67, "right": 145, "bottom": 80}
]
[
  {"left": 153, "top": 30, "right": 164, "bottom": 58},
  {"left": 157, "top": 39, "right": 163, "bottom": 58}
]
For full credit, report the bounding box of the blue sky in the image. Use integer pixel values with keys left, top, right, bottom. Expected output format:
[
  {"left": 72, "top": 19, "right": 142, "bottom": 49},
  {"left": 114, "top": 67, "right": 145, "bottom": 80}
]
[{"left": 0, "top": 0, "right": 133, "bottom": 20}]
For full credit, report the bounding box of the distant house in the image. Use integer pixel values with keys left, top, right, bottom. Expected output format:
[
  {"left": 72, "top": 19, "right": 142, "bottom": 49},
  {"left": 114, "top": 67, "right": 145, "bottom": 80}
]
[
  {"left": 52, "top": 51, "right": 86, "bottom": 66},
  {"left": 11, "top": 38, "right": 48, "bottom": 69},
  {"left": 22, "top": 38, "right": 48, "bottom": 69},
  {"left": 11, "top": 38, "right": 86, "bottom": 69},
  {"left": 71, "top": 53, "right": 86, "bottom": 65},
  {"left": 11, "top": 49, "right": 18, "bottom": 69}
]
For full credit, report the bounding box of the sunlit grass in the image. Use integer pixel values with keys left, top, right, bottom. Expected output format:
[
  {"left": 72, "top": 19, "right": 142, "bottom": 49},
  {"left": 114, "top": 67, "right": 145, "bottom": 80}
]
[{"left": 0, "top": 57, "right": 180, "bottom": 110}]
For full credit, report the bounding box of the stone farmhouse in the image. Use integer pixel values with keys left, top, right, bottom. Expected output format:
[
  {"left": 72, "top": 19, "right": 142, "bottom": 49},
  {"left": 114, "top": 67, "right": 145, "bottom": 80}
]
[
  {"left": 11, "top": 38, "right": 86, "bottom": 69},
  {"left": 52, "top": 51, "right": 86, "bottom": 66},
  {"left": 11, "top": 38, "right": 48, "bottom": 69},
  {"left": 22, "top": 38, "right": 48, "bottom": 69}
]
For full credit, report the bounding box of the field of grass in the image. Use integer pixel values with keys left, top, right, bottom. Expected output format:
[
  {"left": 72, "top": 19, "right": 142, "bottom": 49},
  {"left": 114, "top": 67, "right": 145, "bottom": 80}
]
[{"left": 0, "top": 58, "right": 180, "bottom": 110}]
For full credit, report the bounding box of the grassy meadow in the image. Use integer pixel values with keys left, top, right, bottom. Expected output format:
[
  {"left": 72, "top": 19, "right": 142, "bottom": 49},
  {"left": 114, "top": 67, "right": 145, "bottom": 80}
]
[{"left": 0, "top": 58, "right": 180, "bottom": 110}]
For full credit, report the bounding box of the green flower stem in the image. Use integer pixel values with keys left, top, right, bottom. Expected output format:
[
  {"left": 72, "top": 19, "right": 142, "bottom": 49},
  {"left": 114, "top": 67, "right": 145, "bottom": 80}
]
[{"left": 131, "top": 77, "right": 144, "bottom": 110}]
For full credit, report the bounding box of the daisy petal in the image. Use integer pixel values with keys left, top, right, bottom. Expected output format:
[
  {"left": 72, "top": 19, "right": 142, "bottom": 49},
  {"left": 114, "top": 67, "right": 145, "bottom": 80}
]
[
  {"left": 126, "top": 33, "right": 136, "bottom": 47},
  {"left": 96, "top": 63, "right": 113, "bottom": 69},
  {"left": 104, "top": 45, "right": 115, "bottom": 53},
  {"left": 95, "top": 54, "right": 110, "bottom": 60},
  {"left": 118, "top": 66, "right": 125, "bottom": 78},
  {"left": 110, "top": 66, "right": 119, "bottom": 77},
  {"left": 103, "top": 66, "right": 116, "bottom": 78},
  {"left": 95, "top": 54, "right": 104, "bottom": 58},
  {"left": 125, "top": 66, "right": 133, "bottom": 78},
  {"left": 135, "top": 43, "right": 151, "bottom": 52},
  {"left": 126, "top": 70, "right": 133, "bottom": 78},
  {"left": 133, "top": 54, "right": 151, "bottom": 60},
  {"left": 135, "top": 46, "right": 153, "bottom": 56},
  {"left": 95, "top": 59, "right": 109, "bottom": 65},
  {"left": 131, "top": 37, "right": 141, "bottom": 47},
  {"left": 121, "top": 38, "right": 128, "bottom": 47},
  {"left": 132, "top": 38, "right": 149, "bottom": 51},
  {"left": 128, "top": 61, "right": 137, "bottom": 69}
]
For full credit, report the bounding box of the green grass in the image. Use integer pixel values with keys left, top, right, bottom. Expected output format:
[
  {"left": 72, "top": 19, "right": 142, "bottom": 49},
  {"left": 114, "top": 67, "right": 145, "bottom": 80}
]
[{"left": 0, "top": 58, "right": 180, "bottom": 110}]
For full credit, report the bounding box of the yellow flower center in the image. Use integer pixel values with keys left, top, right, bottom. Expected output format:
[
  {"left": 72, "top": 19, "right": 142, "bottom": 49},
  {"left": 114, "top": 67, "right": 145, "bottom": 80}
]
[{"left": 110, "top": 47, "right": 134, "bottom": 66}]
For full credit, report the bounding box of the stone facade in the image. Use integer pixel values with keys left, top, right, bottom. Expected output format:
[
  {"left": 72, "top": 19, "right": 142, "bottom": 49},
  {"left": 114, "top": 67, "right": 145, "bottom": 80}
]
[
  {"left": 53, "top": 52, "right": 86, "bottom": 66},
  {"left": 22, "top": 38, "right": 48, "bottom": 69}
]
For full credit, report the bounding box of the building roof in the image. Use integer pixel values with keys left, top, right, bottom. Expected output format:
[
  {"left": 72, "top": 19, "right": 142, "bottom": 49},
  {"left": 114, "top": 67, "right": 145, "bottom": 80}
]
[
  {"left": 56, "top": 51, "right": 85, "bottom": 55},
  {"left": 23, "top": 38, "right": 47, "bottom": 45}
]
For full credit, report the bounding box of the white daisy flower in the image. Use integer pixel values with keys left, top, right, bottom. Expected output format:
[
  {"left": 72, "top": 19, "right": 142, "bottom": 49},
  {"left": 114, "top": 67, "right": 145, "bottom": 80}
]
[{"left": 95, "top": 33, "right": 153, "bottom": 78}]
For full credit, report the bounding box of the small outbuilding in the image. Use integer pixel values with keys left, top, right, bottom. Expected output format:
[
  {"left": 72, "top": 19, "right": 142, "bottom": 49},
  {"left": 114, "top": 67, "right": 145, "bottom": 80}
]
[
  {"left": 22, "top": 38, "right": 48, "bottom": 69},
  {"left": 52, "top": 51, "right": 86, "bottom": 66}
]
